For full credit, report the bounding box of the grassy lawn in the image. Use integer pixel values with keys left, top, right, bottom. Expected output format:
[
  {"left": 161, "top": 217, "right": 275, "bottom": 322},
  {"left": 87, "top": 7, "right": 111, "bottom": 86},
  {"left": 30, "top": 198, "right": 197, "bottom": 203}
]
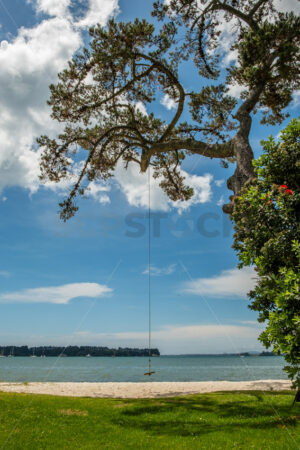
[{"left": 0, "top": 391, "right": 299, "bottom": 449}]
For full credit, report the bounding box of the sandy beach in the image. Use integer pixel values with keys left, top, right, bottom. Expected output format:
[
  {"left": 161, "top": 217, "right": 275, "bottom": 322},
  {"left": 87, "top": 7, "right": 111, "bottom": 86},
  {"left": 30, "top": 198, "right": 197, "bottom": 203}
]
[{"left": 0, "top": 380, "right": 292, "bottom": 398}]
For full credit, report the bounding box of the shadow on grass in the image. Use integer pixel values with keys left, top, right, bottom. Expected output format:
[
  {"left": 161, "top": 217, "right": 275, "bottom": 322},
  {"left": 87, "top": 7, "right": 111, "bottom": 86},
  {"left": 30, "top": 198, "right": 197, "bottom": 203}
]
[{"left": 113, "top": 391, "right": 300, "bottom": 438}]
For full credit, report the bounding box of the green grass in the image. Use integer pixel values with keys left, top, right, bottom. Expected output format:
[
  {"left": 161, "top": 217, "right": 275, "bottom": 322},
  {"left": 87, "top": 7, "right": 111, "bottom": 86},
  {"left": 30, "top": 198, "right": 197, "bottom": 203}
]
[{"left": 0, "top": 391, "right": 299, "bottom": 449}]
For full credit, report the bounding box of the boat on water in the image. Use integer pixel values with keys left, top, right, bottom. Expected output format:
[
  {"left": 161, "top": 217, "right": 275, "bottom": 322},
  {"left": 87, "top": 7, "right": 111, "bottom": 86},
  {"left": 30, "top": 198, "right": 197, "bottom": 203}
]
[{"left": 8, "top": 347, "right": 15, "bottom": 357}]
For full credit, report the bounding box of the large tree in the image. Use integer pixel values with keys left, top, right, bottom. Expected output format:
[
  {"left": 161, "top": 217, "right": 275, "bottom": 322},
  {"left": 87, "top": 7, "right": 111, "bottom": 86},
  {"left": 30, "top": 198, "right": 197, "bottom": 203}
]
[
  {"left": 38, "top": 0, "right": 300, "bottom": 219},
  {"left": 232, "top": 118, "right": 300, "bottom": 390}
]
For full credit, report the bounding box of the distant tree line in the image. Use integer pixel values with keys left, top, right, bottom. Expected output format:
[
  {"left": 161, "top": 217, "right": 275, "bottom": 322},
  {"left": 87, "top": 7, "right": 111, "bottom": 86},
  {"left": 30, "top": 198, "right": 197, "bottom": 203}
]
[{"left": 0, "top": 346, "right": 160, "bottom": 357}]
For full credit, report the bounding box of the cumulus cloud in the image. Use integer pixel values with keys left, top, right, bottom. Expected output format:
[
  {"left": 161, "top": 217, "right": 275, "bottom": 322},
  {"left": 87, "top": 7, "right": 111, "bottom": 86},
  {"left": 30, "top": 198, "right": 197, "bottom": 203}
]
[
  {"left": 0, "top": 0, "right": 119, "bottom": 197},
  {"left": 227, "top": 83, "right": 246, "bottom": 99},
  {"left": 173, "top": 171, "right": 213, "bottom": 212},
  {"left": 114, "top": 161, "right": 212, "bottom": 212},
  {"left": 32, "top": 0, "right": 71, "bottom": 17},
  {"left": 77, "top": 0, "right": 119, "bottom": 28},
  {"left": 143, "top": 264, "right": 176, "bottom": 276},
  {"left": 0, "top": 17, "right": 81, "bottom": 194},
  {"left": 114, "top": 162, "right": 170, "bottom": 211},
  {"left": 161, "top": 94, "right": 177, "bottom": 110},
  {"left": 0, "top": 282, "right": 112, "bottom": 304},
  {"left": 134, "top": 101, "right": 148, "bottom": 116},
  {"left": 182, "top": 267, "right": 257, "bottom": 299},
  {"left": 85, "top": 181, "right": 111, "bottom": 205},
  {"left": 98, "top": 194, "right": 111, "bottom": 205}
]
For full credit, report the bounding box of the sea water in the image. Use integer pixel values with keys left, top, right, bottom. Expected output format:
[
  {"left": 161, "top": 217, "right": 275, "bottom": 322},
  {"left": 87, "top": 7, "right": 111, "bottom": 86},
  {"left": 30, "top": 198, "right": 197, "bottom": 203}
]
[{"left": 0, "top": 355, "right": 287, "bottom": 382}]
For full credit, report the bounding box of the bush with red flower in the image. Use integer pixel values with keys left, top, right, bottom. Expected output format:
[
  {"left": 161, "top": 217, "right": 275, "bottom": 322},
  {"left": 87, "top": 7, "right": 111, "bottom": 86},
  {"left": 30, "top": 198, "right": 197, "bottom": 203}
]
[{"left": 232, "top": 118, "right": 300, "bottom": 389}]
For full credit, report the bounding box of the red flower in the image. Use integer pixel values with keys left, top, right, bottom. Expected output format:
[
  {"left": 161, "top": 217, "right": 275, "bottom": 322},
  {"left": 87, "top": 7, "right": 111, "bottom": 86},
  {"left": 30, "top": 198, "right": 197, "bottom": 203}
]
[
  {"left": 285, "top": 189, "right": 293, "bottom": 195},
  {"left": 278, "top": 185, "right": 288, "bottom": 190}
]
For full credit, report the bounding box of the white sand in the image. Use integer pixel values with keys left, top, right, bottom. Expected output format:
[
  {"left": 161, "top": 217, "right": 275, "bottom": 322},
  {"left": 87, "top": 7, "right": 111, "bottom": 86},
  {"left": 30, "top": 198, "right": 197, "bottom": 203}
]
[{"left": 0, "top": 380, "right": 292, "bottom": 398}]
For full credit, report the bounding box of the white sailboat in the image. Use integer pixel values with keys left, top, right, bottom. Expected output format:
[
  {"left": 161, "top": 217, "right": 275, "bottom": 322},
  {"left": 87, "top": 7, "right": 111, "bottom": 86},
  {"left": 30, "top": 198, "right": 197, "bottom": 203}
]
[{"left": 7, "top": 347, "right": 14, "bottom": 357}]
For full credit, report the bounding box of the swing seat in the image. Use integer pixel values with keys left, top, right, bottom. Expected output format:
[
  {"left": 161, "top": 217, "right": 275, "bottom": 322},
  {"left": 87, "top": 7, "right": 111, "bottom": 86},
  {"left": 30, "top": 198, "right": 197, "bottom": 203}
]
[{"left": 144, "top": 371, "right": 155, "bottom": 376}]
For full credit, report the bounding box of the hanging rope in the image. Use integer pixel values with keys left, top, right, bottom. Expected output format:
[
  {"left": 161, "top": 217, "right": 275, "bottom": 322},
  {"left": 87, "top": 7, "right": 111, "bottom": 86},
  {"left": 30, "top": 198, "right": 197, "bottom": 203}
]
[{"left": 144, "top": 166, "right": 155, "bottom": 376}]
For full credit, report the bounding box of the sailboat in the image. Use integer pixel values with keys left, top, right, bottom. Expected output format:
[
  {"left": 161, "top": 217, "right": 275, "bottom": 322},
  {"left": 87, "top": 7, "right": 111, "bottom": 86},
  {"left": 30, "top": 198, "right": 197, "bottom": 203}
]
[{"left": 7, "top": 347, "right": 14, "bottom": 357}]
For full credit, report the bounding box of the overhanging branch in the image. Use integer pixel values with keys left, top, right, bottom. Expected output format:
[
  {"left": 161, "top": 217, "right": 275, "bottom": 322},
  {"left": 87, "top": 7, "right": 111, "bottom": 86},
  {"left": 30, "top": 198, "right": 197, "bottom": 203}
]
[{"left": 140, "top": 138, "right": 234, "bottom": 171}]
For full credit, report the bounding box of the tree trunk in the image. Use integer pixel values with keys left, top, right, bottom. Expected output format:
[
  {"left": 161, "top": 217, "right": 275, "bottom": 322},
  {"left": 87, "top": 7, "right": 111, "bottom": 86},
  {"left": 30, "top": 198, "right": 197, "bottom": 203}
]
[
  {"left": 223, "top": 113, "right": 255, "bottom": 214},
  {"left": 293, "top": 390, "right": 300, "bottom": 406}
]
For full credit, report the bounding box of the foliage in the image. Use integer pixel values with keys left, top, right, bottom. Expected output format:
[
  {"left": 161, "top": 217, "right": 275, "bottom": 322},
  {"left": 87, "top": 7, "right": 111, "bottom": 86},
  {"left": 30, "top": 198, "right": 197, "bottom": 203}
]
[
  {"left": 37, "top": 1, "right": 300, "bottom": 218},
  {"left": 0, "top": 391, "right": 299, "bottom": 449},
  {"left": 232, "top": 118, "right": 300, "bottom": 388}
]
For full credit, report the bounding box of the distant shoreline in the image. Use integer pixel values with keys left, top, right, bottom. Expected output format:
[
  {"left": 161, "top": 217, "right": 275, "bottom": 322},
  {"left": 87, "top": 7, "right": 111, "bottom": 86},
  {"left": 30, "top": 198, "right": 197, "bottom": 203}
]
[
  {"left": 0, "top": 352, "right": 278, "bottom": 357},
  {"left": 0, "top": 346, "right": 160, "bottom": 358}
]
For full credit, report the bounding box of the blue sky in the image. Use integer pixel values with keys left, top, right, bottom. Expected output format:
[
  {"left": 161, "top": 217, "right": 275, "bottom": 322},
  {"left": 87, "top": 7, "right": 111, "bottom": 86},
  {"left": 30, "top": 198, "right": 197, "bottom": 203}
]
[{"left": 0, "top": 0, "right": 299, "bottom": 354}]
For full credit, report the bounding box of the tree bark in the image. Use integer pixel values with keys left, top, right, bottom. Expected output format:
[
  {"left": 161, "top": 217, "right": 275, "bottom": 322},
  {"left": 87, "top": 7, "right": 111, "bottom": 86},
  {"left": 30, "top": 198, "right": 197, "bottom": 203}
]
[{"left": 223, "top": 114, "right": 255, "bottom": 213}]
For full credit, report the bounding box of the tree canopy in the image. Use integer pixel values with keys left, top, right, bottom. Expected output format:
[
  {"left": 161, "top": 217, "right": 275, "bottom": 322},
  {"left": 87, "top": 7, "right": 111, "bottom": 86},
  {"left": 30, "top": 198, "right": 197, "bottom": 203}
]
[
  {"left": 232, "top": 118, "right": 300, "bottom": 389},
  {"left": 37, "top": 0, "right": 300, "bottom": 219}
]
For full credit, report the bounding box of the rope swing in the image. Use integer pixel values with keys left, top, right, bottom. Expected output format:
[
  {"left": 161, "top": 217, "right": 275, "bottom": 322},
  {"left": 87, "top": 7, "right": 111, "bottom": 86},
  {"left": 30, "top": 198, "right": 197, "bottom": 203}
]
[{"left": 144, "top": 166, "right": 155, "bottom": 376}]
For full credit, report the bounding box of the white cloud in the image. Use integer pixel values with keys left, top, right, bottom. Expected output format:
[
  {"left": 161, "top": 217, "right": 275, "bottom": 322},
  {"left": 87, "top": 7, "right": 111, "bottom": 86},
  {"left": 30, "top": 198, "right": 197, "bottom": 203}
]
[
  {"left": 143, "top": 264, "right": 176, "bottom": 276},
  {"left": 1, "top": 196, "right": 7, "bottom": 202},
  {"left": 0, "top": 17, "right": 82, "bottom": 194},
  {"left": 0, "top": 282, "right": 112, "bottom": 304},
  {"left": 173, "top": 171, "right": 213, "bottom": 212},
  {"left": 86, "top": 181, "right": 111, "bottom": 204},
  {"left": 217, "top": 195, "right": 224, "bottom": 206},
  {"left": 214, "top": 16, "right": 239, "bottom": 66},
  {"left": 134, "top": 101, "right": 148, "bottom": 116},
  {"left": 33, "top": 0, "right": 71, "bottom": 17},
  {"left": 114, "top": 162, "right": 169, "bottom": 210},
  {"left": 77, "top": 0, "right": 119, "bottom": 28},
  {"left": 274, "top": 0, "right": 300, "bottom": 13},
  {"left": 215, "top": 179, "right": 224, "bottom": 187},
  {"left": 1, "top": 41, "right": 8, "bottom": 50},
  {"left": 182, "top": 267, "right": 257, "bottom": 299},
  {"left": 227, "top": 83, "right": 246, "bottom": 99},
  {"left": 114, "top": 162, "right": 212, "bottom": 211},
  {"left": 0, "top": 0, "right": 119, "bottom": 197},
  {"left": 79, "top": 324, "right": 260, "bottom": 342},
  {"left": 161, "top": 94, "right": 177, "bottom": 110},
  {"left": 98, "top": 194, "right": 111, "bottom": 205}
]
